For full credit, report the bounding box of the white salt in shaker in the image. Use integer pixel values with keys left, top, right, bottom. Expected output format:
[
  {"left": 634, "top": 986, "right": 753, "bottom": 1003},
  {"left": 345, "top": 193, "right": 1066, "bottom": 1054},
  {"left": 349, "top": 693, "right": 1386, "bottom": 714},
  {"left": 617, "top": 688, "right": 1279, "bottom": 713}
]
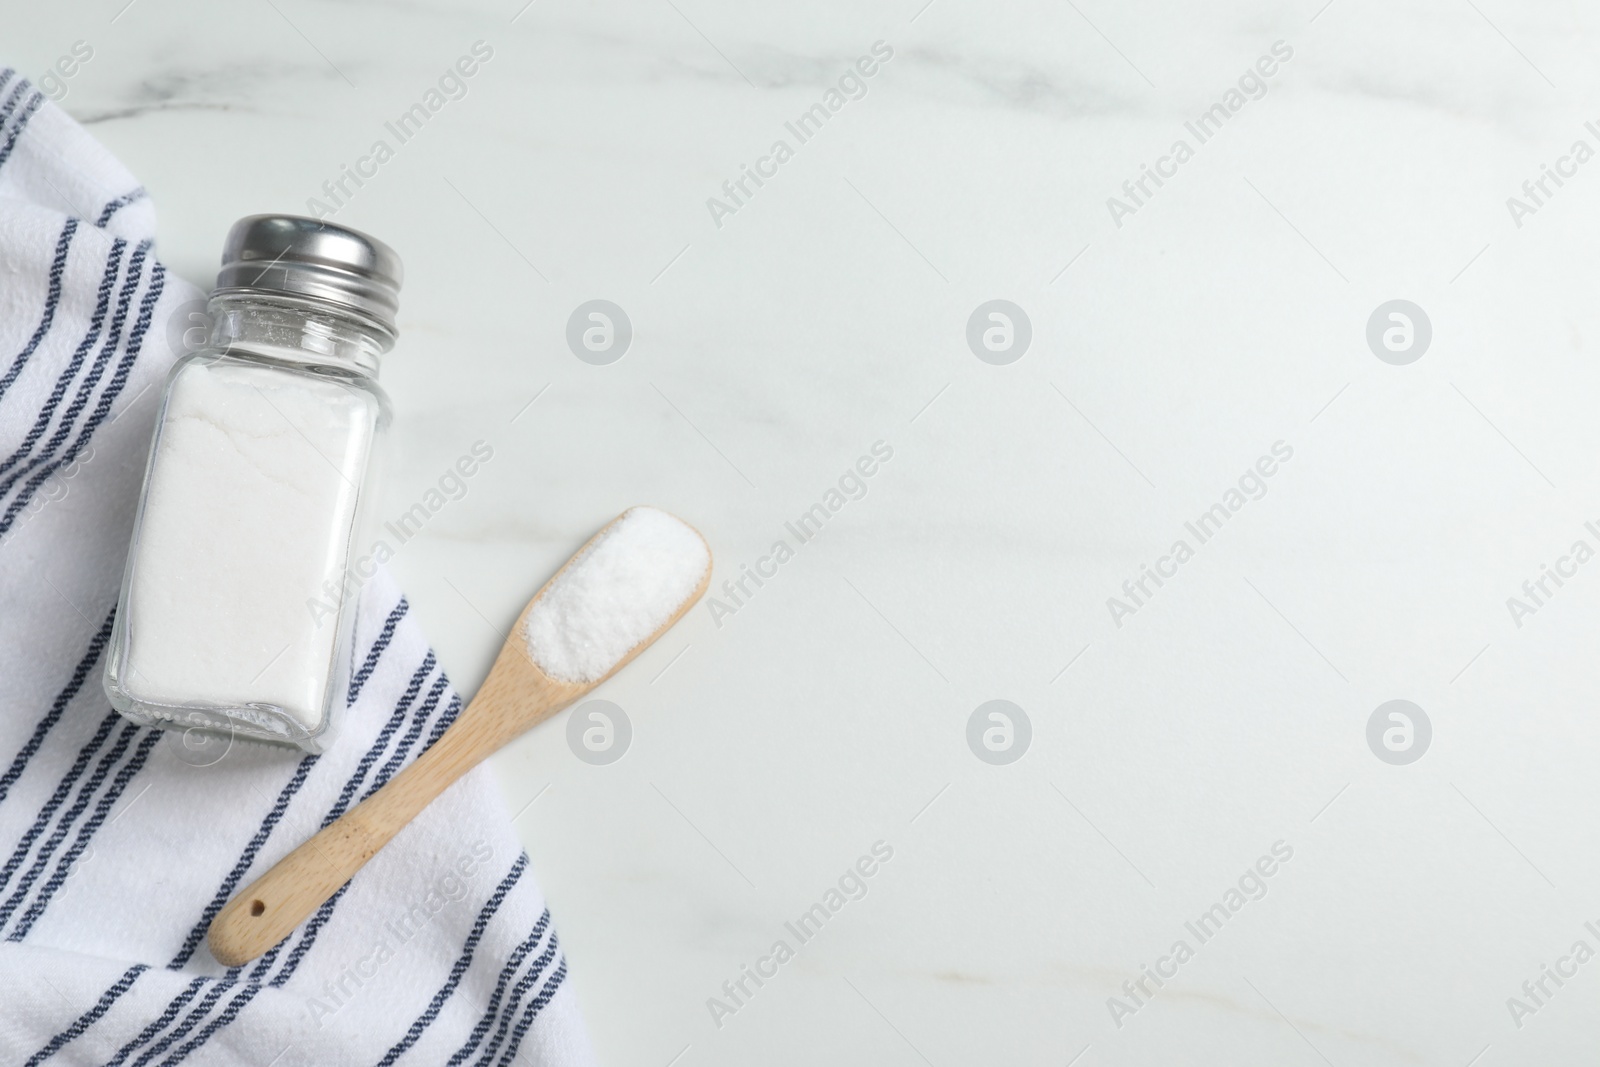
[{"left": 105, "top": 215, "right": 402, "bottom": 751}]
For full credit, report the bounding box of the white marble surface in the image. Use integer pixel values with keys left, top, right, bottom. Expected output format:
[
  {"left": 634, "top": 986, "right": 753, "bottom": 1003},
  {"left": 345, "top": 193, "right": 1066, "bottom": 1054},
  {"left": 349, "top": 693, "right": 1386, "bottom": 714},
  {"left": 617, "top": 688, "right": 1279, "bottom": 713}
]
[{"left": 13, "top": 0, "right": 1600, "bottom": 1062}]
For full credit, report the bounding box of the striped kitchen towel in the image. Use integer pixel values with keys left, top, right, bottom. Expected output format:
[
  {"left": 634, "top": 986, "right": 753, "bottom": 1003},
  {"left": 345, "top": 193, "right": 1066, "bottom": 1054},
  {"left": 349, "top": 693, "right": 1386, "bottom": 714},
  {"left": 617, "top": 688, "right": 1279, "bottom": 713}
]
[{"left": 0, "top": 69, "right": 595, "bottom": 1066}]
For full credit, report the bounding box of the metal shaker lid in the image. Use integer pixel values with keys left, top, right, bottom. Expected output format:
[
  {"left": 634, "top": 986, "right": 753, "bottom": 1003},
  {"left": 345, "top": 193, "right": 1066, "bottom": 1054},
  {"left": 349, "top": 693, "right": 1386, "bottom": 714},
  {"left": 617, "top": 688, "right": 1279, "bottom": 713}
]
[{"left": 214, "top": 215, "right": 403, "bottom": 339}]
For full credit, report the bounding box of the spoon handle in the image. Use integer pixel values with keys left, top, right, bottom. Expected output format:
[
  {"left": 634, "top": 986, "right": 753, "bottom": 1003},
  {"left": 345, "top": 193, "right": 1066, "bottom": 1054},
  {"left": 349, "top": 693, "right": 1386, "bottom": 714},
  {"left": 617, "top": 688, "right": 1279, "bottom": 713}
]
[{"left": 208, "top": 662, "right": 577, "bottom": 967}]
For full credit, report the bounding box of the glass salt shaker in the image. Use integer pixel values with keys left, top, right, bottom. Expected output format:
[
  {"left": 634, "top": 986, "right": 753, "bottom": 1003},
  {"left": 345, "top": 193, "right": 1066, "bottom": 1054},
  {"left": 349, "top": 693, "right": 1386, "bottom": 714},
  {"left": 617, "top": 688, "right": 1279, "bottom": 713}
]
[{"left": 105, "top": 215, "right": 402, "bottom": 752}]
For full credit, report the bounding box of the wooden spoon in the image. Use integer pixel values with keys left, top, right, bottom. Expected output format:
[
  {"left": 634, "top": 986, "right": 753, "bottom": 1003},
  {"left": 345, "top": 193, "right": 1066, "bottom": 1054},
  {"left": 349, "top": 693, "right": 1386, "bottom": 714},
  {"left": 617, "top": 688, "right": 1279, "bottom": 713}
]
[{"left": 208, "top": 507, "right": 710, "bottom": 967}]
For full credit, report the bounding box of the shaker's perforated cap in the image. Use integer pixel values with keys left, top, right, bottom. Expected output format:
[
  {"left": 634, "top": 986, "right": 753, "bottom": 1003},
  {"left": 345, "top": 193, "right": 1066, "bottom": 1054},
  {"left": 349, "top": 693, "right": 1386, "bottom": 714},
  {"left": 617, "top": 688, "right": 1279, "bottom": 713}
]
[{"left": 214, "top": 215, "right": 403, "bottom": 338}]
